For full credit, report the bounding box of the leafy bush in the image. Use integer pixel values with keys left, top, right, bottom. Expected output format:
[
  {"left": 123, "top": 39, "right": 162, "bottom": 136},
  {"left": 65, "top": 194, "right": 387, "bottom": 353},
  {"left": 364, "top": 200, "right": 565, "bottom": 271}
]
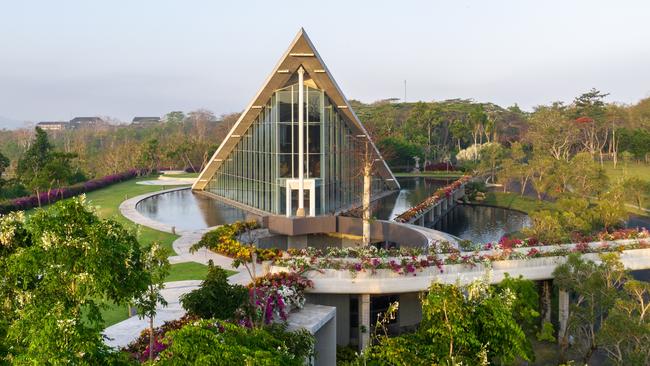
[
  {"left": 180, "top": 261, "right": 248, "bottom": 320},
  {"left": 355, "top": 280, "right": 533, "bottom": 365},
  {"left": 464, "top": 180, "right": 487, "bottom": 201},
  {"left": 155, "top": 321, "right": 314, "bottom": 365},
  {"left": 536, "top": 321, "right": 556, "bottom": 343}
]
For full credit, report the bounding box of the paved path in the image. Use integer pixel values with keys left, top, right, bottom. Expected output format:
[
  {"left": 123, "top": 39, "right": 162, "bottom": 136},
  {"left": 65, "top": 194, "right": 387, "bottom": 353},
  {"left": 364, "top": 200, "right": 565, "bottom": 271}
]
[{"left": 105, "top": 188, "right": 250, "bottom": 349}]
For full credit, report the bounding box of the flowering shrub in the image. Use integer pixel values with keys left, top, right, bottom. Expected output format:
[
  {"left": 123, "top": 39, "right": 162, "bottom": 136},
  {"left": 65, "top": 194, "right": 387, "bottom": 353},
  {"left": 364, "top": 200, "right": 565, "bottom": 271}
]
[
  {"left": 123, "top": 314, "right": 197, "bottom": 362},
  {"left": 249, "top": 272, "right": 314, "bottom": 323},
  {"left": 273, "top": 228, "right": 650, "bottom": 277},
  {"left": 0, "top": 168, "right": 146, "bottom": 214},
  {"left": 124, "top": 317, "right": 314, "bottom": 364},
  {"left": 394, "top": 176, "right": 470, "bottom": 223},
  {"left": 190, "top": 221, "right": 282, "bottom": 262}
]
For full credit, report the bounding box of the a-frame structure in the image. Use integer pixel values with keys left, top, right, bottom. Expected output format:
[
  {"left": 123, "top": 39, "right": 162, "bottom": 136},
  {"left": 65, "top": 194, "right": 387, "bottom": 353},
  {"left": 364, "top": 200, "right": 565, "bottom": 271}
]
[{"left": 193, "top": 28, "right": 399, "bottom": 216}]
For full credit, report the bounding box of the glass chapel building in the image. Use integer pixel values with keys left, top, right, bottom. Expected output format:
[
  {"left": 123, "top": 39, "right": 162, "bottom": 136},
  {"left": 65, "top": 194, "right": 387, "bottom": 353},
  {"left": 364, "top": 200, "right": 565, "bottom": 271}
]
[{"left": 193, "top": 29, "right": 399, "bottom": 216}]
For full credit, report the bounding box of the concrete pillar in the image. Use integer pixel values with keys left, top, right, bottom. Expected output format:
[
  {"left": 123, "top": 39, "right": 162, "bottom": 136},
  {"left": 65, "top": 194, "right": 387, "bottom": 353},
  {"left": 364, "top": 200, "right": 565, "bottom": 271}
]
[
  {"left": 428, "top": 207, "right": 435, "bottom": 222},
  {"left": 558, "top": 289, "right": 569, "bottom": 343},
  {"left": 359, "top": 294, "right": 370, "bottom": 351},
  {"left": 418, "top": 216, "right": 425, "bottom": 227},
  {"left": 540, "top": 280, "right": 552, "bottom": 324},
  {"left": 314, "top": 317, "right": 336, "bottom": 366}
]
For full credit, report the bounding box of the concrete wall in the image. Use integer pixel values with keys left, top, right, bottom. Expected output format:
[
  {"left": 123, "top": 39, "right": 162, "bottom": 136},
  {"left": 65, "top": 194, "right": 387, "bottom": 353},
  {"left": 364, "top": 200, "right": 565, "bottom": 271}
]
[
  {"left": 398, "top": 292, "right": 423, "bottom": 330},
  {"left": 306, "top": 294, "right": 351, "bottom": 346}
]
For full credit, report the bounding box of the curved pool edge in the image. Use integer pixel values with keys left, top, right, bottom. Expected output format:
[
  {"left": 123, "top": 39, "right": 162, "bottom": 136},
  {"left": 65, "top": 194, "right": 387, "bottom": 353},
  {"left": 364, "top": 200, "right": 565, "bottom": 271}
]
[{"left": 119, "top": 186, "right": 195, "bottom": 235}]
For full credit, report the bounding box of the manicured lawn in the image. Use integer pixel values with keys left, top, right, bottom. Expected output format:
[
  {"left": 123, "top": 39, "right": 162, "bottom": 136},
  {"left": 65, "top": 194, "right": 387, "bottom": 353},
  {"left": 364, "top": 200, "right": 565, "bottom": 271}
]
[
  {"left": 603, "top": 161, "right": 650, "bottom": 181},
  {"left": 480, "top": 192, "right": 556, "bottom": 214},
  {"left": 81, "top": 177, "right": 185, "bottom": 254},
  {"left": 166, "top": 261, "right": 236, "bottom": 282},
  {"left": 394, "top": 171, "right": 464, "bottom": 178},
  {"left": 603, "top": 161, "right": 650, "bottom": 212},
  {"left": 162, "top": 172, "right": 199, "bottom": 178}
]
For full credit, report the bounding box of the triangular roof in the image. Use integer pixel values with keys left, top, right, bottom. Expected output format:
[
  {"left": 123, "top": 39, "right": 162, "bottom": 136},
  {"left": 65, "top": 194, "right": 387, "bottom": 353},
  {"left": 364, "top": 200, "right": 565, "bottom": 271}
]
[{"left": 193, "top": 28, "right": 399, "bottom": 191}]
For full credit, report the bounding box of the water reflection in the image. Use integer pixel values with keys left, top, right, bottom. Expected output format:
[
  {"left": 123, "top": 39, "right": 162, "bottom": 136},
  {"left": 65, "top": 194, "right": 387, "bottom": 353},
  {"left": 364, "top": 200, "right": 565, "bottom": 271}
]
[
  {"left": 136, "top": 189, "right": 247, "bottom": 230},
  {"left": 372, "top": 177, "right": 453, "bottom": 220},
  {"left": 433, "top": 205, "right": 531, "bottom": 244},
  {"left": 135, "top": 178, "right": 532, "bottom": 243}
]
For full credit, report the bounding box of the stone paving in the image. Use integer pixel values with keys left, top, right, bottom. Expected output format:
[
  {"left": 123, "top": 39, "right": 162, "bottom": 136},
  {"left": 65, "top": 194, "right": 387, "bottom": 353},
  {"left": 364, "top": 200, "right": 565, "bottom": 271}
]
[{"left": 105, "top": 188, "right": 250, "bottom": 348}]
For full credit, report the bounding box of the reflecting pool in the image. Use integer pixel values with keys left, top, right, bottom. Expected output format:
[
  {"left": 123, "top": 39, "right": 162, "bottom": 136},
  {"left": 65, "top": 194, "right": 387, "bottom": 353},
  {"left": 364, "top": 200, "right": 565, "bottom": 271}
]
[{"left": 135, "top": 177, "right": 532, "bottom": 243}]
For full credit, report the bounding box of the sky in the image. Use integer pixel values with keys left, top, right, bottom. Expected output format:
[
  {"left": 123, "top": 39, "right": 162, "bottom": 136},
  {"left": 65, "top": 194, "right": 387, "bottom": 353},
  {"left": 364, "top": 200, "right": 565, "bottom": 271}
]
[{"left": 1, "top": 0, "right": 649, "bottom": 127}]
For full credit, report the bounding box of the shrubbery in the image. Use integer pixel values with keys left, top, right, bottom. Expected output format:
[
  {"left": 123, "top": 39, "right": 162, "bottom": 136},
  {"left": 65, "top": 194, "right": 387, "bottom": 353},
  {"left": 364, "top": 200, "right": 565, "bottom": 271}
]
[
  {"left": 190, "top": 221, "right": 282, "bottom": 262},
  {"left": 0, "top": 168, "right": 147, "bottom": 214},
  {"left": 180, "top": 261, "right": 248, "bottom": 320}
]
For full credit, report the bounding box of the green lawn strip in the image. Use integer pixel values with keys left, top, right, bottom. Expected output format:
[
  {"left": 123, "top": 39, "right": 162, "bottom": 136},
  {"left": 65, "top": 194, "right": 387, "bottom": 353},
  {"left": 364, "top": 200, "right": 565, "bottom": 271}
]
[
  {"left": 100, "top": 262, "right": 238, "bottom": 327},
  {"left": 165, "top": 261, "right": 237, "bottom": 282},
  {"left": 602, "top": 161, "right": 650, "bottom": 181},
  {"left": 394, "top": 171, "right": 464, "bottom": 178},
  {"left": 480, "top": 192, "right": 556, "bottom": 214},
  {"left": 602, "top": 161, "right": 650, "bottom": 212},
  {"left": 162, "top": 172, "right": 199, "bottom": 178}
]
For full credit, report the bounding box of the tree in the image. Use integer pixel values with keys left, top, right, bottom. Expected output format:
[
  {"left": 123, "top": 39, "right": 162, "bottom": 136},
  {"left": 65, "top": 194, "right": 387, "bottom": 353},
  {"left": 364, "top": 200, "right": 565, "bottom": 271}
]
[
  {"left": 405, "top": 102, "right": 442, "bottom": 162},
  {"left": 623, "top": 177, "right": 650, "bottom": 210},
  {"left": 0, "top": 196, "right": 147, "bottom": 363},
  {"left": 597, "top": 280, "right": 650, "bottom": 365},
  {"left": 16, "top": 127, "right": 81, "bottom": 205},
  {"left": 572, "top": 89, "right": 610, "bottom": 164},
  {"left": 164, "top": 111, "right": 185, "bottom": 125},
  {"left": 180, "top": 260, "right": 248, "bottom": 320},
  {"left": 594, "top": 184, "right": 628, "bottom": 230},
  {"left": 0, "top": 151, "right": 9, "bottom": 190},
  {"left": 526, "top": 104, "right": 576, "bottom": 161},
  {"left": 477, "top": 143, "right": 504, "bottom": 184},
  {"left": 140, "top": 138, "right": 160, "bottom": 174},
  {"left": 553, "top": 253, "right": 628, "bottom": 363},
  {"left": 135, "top": 242, "right": 170, "bottom": 362},
  {"left": 362, "top": 279, "right": 533, "bottom": 365}
]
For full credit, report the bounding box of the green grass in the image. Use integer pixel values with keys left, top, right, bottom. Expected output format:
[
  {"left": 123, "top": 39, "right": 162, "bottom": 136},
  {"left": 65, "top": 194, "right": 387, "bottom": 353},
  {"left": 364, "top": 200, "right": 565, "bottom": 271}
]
[
  {"left": 394, "top": 171, "right": 464, "bottom": 178},
  {"left": 162, "top": 172, "right": 199, "bottom": 178},
  {"left": 166, "top": 261, "right": 237, "bottom": 282},
  {"left": 603, "top": 161, "right": 650, "bottom": 181},
  {"left": 602, "top": 161, "right": 650, "bottom": 212},
  {"left": 101, "top": 262, "right": 237, "bottom": 327},
  {"left": 480, "top": 192, "right": 556, "bottom": 214}
]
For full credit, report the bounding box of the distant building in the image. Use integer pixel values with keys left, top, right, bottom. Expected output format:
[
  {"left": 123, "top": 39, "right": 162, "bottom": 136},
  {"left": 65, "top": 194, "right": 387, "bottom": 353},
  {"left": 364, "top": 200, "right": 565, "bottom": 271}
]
[
  {"left": 36, "top": 121, "right": 69, "bottom": 131},
  {"left": 69, "top": 117, "right": 105, "bottom": 129},
  {"left": 131, "top": 117, "right": 161, "bottom": 126}
]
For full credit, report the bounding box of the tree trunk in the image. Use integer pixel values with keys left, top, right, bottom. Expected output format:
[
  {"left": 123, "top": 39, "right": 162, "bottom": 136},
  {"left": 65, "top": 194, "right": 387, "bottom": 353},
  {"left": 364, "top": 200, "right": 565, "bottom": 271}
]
[{"left": 149, "top": 316, "right": 154, "bottom": 362}]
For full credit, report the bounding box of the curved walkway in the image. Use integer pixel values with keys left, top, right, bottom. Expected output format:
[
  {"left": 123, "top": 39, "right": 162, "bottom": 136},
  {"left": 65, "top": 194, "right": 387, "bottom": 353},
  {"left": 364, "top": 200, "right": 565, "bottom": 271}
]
[{"left": 105, "top": 189, "right": 250, "bottom": 348}]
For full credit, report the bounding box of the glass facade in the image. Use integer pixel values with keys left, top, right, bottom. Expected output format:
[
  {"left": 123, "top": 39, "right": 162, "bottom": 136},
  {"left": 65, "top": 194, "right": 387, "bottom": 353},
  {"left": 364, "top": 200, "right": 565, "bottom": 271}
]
[{"left": 206, "top": 81, "right": 390, "bottom": 215}]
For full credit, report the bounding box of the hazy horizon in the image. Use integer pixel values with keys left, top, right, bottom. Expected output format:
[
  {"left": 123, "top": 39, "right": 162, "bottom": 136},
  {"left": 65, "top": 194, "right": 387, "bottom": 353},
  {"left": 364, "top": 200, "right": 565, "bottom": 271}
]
[{"left": 1, "top": 0, "right": 649, "bottom": 128}]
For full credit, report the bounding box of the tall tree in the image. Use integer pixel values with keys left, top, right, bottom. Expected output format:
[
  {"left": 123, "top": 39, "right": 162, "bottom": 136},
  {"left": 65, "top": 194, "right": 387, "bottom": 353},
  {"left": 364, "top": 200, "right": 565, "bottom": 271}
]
[
  {"left": 527, "top": 104, "right": 576, "bottom": 161},
  {"left": 0, "top": 197, "right": 148, "bottom": 363},
  {"left": 16, "top": 127, "right": 80, "bottom": 205}
]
